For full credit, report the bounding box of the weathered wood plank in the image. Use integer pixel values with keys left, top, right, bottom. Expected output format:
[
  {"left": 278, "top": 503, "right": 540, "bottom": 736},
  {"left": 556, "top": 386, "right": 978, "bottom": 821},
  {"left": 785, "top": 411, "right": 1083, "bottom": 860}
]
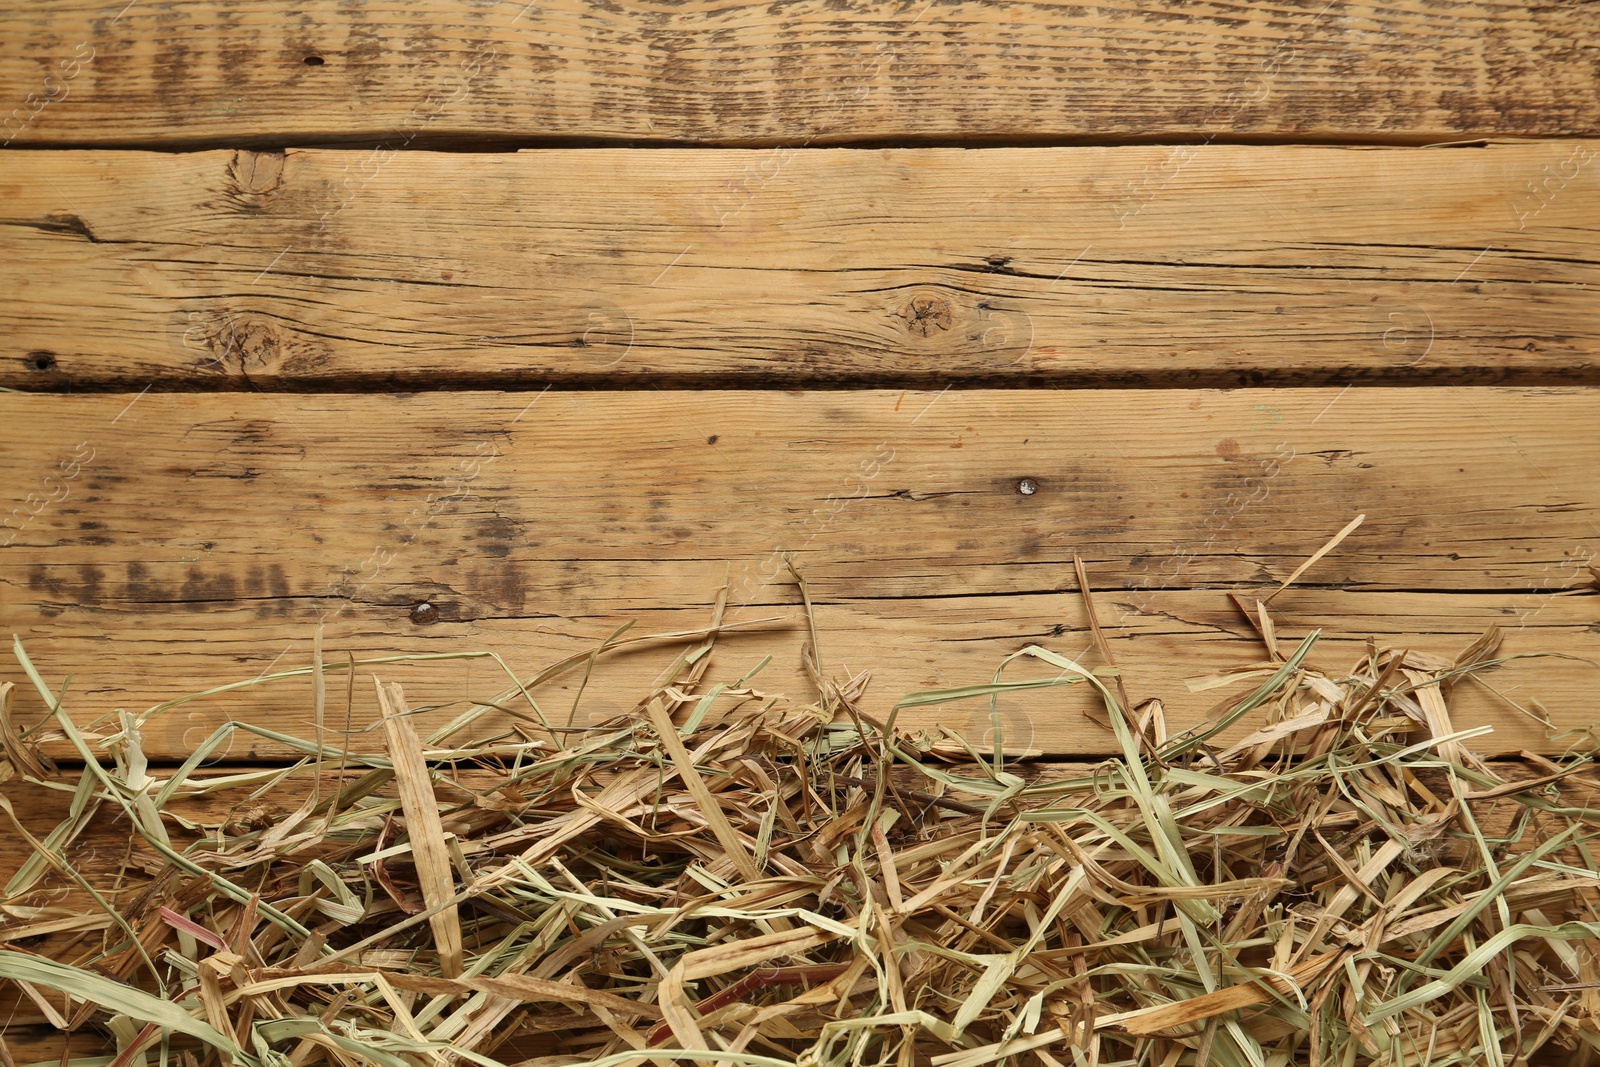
[
  {"left": 1, "top": 1, "right": 1597, "bottom": 148},
  {"left": 1, "top": 144, "right": 1595, "bottom": 389},
  {"left": 6, "top": 387, "right": 1596, "bottom": 598},
  {"left": 0, "top": 1030, "right": 112, "bottom": 1065},
  {"left": 3, "top": 388, "right": 1596, "bottom": 757},
  {"left": 4, "top": 588, "right": 1597, "bottom": 760}
]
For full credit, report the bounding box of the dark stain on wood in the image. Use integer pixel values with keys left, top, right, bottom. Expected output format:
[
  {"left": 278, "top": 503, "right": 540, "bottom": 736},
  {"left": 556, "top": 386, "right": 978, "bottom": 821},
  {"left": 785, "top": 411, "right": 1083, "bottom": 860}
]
[
  {"left": 179, "top": 569, "right": 239, "bottom": 610},
  {"left": 76, "top": 566, "right": 103, "bottom": 605},
  {"left": 475, "top": 513, "right": 522, "bottom": 559},
  {"left": 125, "top": 562, "right": 155, "bottom": 602}
]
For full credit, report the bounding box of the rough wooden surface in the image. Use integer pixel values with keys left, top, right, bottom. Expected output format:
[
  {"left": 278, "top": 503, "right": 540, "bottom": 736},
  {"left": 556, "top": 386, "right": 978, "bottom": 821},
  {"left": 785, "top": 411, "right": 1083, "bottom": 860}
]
[
  {"left": 4, "top": 589, "right": 1597, "bottom": 761},
  {"left": 3, "top": 388, "right": 1596, "bottom": 758},
  {"left": 3, "top": 144, "right": 1597, "bottom": 390},
  {"left": 4, "top": 3, "right": 1599, "bottom": 1061},
  {"left": 2, "top": 1, "right": 1598, "bottom": 149},
  {"left": 0, "top": 1029, "right": 111, "bottom": 1065}
]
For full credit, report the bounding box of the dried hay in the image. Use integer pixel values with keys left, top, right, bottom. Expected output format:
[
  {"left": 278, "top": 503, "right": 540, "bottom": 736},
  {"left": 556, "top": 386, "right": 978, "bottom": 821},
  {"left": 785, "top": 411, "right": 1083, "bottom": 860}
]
[{"left": 1, "top": 564, "right": 1598, "bottom": 1067}]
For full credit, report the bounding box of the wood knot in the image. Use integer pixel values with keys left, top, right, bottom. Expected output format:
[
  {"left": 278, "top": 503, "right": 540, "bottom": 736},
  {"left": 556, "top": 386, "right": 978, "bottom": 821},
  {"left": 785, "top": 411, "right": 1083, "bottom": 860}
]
[
  {"left": 898, "top": 293, "right": 954, "bottom": 338},
  {"left": 187, "top": 310, "right": 281, "bottom": 374},
  {"left": 226, "top": 150, "right": 285, "bottom": 205}
]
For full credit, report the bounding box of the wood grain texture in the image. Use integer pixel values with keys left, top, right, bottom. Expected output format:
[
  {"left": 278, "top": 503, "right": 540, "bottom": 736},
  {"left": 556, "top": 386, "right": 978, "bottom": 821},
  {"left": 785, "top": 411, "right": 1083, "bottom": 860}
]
[
  {"left": 1, "top": 1, "right": 1598, "bottom": 148},
  {"left": 0, "top": 1029, "right": 112, "bottom": 1065},
  {"left": 3, "top": 388, "right": 1596, "bottom": 758},
  {"left": 3, "top": 588, "right": 1597, "bottom": 761},
  {"left": 1, "top": 144, "right": 1596, "bottom": 389}
]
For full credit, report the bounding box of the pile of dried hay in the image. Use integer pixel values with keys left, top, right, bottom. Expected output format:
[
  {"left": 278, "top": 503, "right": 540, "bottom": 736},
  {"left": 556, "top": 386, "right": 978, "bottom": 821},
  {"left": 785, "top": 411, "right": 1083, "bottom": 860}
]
[{"left": 1, "top": 577, "right": 1598, "bottom": 1067}]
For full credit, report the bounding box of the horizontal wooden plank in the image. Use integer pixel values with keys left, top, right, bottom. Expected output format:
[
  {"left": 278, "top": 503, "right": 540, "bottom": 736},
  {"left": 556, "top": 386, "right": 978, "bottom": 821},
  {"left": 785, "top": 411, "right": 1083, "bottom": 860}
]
[
  {"left": 0, "top": 1030, "right": 112, "bottom": 1065},
  {"left": 4, "top": 588, "right": 1597, "bottom": 761},
  {"left": 1, "top": 144, "right": 1596, "bottom": 389},
  {"left": 1, "top": 1, "right": 1597, "bottom": 147},
  {"left": 3, "top": 388, "right": 1596, "bottom": 757}
]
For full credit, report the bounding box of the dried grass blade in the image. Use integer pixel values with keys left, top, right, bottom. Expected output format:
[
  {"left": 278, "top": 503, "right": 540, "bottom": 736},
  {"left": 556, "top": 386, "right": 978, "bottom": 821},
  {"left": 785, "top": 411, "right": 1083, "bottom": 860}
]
[
  {"left": 374, "top": 677, "right": 464, "bottom": 979},
  {"left": 0, "top": 951, "right": 245, "bottom": 1061},
  {"left": 1100, "top": 951, "right": 1343, "bottom": 1036},
  {"left": 645, "top": 697, "right": 762, "bottom": 882},
  {"left": 1263, "top": 513, "right": 1364, "bottom": 604},
  {"left": 1073, "top": 555, "right": 1132, "bottom": 716},
  {"left": 0, "top": 682, "right": 53, "bottom": 780}
]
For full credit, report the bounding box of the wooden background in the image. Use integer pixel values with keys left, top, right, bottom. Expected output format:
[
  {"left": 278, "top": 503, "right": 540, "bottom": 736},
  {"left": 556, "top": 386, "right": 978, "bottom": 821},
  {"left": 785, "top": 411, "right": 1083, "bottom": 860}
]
[{"left": 2, "top": 1, "right": 1599, "bottom": 1057}]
